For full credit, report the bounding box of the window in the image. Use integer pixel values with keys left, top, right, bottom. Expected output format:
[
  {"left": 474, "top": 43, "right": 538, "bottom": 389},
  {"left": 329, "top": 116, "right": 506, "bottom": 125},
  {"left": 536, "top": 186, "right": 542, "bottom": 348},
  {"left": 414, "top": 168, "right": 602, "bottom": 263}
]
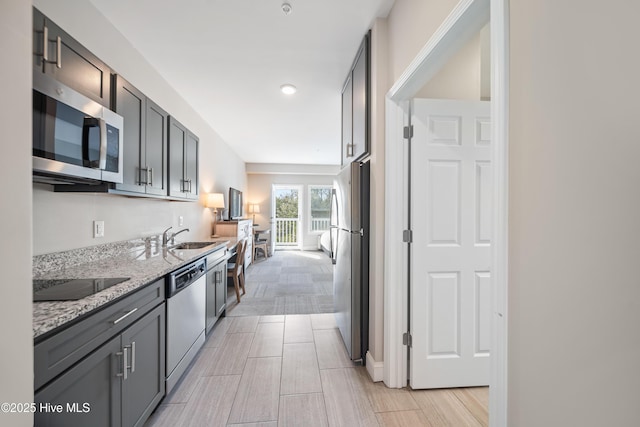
[{"left": 309, "top": 185, "right": 332, "bottom": 233}]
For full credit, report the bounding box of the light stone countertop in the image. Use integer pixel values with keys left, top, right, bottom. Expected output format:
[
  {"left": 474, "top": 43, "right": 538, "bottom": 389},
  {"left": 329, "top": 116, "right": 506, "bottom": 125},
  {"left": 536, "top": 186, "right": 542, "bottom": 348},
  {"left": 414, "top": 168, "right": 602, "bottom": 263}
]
[{"left": 33, "top": 238, "right": 229, "bottom": 340}]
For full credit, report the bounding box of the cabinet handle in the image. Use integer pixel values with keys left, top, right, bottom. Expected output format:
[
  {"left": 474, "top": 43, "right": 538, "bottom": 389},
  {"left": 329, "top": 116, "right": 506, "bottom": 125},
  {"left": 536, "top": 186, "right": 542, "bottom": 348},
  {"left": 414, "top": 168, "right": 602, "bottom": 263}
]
[
  {"left": 148, "top": 168, "right": 154, "bottom": 187},
  {"left": 116, "top": 348, "right": 129, "bottom": 380},
  {"left": 42, "top": 25, "right": 48, "bottom": 63},
  {"left": 347, "top": 143, "right": 354, "bottom": 157},
  {"left": 55, "top": 35, "right": 61, "bottom": 68},
  {"left": 130, "top": 341, "right": 136, "bottom": 373},
  {"left": 188, "top": 179, "right": 192, "bottom": 193},
  {"left": 42, "top": 26, "right": 61, "bottom": 69},
  {"left": 139, "top": 167, "right": 149, "bottom": 185},
  {"left": 112, "top": 307, "right": 138, "bottom": 325}
]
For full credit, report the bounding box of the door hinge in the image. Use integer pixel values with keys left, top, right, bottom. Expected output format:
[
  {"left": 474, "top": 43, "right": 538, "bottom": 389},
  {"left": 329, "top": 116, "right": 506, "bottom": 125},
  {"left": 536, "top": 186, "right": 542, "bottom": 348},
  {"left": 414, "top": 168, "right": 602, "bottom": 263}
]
[
  {"left": 402, "top": 229, "right": 412, "bottom": 243},
  {"left": 403, "top": 125, "right": 414, "bottom": 139},
  {"left": 403, "top": 332, "right": 412, "bottom": 348}
]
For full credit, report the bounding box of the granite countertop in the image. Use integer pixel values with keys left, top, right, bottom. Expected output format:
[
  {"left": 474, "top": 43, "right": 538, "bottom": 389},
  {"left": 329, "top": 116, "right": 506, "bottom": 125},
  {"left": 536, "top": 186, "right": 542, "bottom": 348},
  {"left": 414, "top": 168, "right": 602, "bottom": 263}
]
[{"left": 33, "top": 237, "right": 229, "bottom": 340}]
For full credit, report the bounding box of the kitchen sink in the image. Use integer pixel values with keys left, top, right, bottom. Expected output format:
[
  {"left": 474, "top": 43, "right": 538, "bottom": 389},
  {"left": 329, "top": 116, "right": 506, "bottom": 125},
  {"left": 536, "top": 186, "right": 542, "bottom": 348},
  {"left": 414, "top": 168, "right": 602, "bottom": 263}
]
[{"left": 171, "top": 242, "right": 214, "bottom": 250}]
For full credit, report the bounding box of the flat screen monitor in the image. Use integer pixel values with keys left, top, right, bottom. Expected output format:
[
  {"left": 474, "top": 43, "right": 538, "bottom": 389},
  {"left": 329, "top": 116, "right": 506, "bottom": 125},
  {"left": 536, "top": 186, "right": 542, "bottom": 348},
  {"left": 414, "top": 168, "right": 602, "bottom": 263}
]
[{"left": 228, "top": 187, "right": 243, "bottom": 220}]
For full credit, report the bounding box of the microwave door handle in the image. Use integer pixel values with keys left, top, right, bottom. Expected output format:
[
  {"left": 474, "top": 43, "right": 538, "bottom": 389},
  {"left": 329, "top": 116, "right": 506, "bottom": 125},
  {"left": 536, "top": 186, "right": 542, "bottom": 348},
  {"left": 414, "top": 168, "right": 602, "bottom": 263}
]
[
  {"left": 82, "top": 117, "right": 101, "bottom": 168},
  {"left": 98, "top": 118, "right": 107, "bottom": 170}
]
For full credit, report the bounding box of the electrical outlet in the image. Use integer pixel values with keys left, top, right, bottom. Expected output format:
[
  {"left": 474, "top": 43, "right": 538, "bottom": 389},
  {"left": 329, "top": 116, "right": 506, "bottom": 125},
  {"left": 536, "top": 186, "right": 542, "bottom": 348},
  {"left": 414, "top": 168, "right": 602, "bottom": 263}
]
[
  {"left": 93, "top": 220, "right": 105, "bottom": 238},
  {"left": 178, "top": 216, "right": 184, "bottom": 227}
]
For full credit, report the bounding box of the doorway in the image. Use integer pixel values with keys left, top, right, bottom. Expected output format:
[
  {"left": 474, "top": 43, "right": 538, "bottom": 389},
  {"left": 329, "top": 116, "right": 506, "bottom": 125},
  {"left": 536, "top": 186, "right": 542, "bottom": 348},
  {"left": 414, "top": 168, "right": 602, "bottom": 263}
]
[
  {"left": 272, "top": 184, "right": 303, "bottom": 250},
  {"left": 383, "top": 0, "right": 508, "bottom": 424}
]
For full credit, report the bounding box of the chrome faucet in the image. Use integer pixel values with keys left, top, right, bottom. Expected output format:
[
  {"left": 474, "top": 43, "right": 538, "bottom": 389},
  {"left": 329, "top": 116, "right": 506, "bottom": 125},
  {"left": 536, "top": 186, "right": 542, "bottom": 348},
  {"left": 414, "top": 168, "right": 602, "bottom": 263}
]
[{"left": 162, "top": 226, "right": 190, "bottom": 247}]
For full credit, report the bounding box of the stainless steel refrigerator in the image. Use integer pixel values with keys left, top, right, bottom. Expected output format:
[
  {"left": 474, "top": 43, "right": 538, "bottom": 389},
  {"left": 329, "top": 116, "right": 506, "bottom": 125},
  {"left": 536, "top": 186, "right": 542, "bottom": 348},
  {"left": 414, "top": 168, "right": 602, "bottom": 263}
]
[{"left": 331, "top": 160, "right": 370, "bottom": 362}]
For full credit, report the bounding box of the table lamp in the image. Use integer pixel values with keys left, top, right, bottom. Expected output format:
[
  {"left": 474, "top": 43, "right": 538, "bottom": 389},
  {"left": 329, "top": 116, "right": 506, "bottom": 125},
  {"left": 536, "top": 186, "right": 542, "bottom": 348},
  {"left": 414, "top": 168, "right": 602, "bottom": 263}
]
[
  {"left": 206, "top": 193, "right": 225, "bottom": 223},
  {"left": 248, "top": 203, "right": 260, "bottom": 224}
]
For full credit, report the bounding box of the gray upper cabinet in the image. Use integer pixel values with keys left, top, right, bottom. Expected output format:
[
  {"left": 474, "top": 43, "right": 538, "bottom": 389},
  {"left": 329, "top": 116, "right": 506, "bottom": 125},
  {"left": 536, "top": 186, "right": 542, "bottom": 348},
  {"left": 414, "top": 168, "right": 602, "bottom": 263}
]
[
  {"left": 33, "top": 8, "right": 111, "bottom": 107},
  {"left": 342, "top": 33, "right": 370, "bottom": 166},
  {"left": 168, "top": 117, "right": 199, "bottom": 200},
  {"left": 113, "top": 75, "right": 168, "bottom": 197},
  {"left": 341, "top": 75, "right": 353, "bottom": 167},
  {"left": 145, "top": 100, "right": 169, "bottom": 196}
]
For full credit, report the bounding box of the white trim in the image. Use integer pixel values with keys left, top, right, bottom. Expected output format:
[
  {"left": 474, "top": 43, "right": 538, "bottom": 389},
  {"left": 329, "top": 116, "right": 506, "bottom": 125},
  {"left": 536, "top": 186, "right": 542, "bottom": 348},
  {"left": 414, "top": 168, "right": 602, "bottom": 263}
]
[
  {"left": 383, "top": 0, "right": 508, "bottom": 425},
  {"left": 366, "top": 351, "right": 385, "bottom": 382},
  {"left": 387, "top": 0, "right": 490, "bottom": 102},
  {"left": 383, "top": 98, "right": 408, "bottom": 388},
  {"left": 489, "top": 0, "right": 510, "bottom": 425}
]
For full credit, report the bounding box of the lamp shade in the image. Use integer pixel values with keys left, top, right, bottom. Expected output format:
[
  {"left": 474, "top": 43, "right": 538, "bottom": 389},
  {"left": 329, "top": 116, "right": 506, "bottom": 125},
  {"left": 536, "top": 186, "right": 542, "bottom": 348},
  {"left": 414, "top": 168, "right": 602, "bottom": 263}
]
[
  {"left": 249, "top": 204, "right": 260, "bottom": 214},
  {"left": 206, "top": 193, "right": 225, "bottom": 209}
]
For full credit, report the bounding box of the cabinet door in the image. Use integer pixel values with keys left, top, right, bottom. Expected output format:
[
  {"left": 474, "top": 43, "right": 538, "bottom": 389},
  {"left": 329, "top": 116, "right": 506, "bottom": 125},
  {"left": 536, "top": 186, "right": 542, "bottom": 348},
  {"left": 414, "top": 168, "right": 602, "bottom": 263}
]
[
  {"left": 35, "top": 335, "right": 122, "bottom": 427},
  {"left": 33, "top": 8, "right": 45, "bottom": 74},
  {"left": 184, "top": 131, "right": 199, "bottom": 200},
  {"left": 168, "top": 117, "right": 187, "bottom": 198},
  {"left": 351, "top": 36, "right": 369, "bottom": 161},
  {"left": 121, "top": 303, "right": 166, "bottom": 427},
  {"left": 341, "top": 75, "right": 353, "bottom": 167},
  {"left": 145, "top": 99, "right": 169, "bottom": 196},
  {"left": 215, "top": 262, "right": 227, "bottom": 318},
  {"left": 206, "top": 268, "right": 217, "bottom": 333},
  {"left": 35, "top": 9, "right": 111, "bottom": 107},
  {"left": 113, "top": 75, "right": 146, "bottom": 194}
]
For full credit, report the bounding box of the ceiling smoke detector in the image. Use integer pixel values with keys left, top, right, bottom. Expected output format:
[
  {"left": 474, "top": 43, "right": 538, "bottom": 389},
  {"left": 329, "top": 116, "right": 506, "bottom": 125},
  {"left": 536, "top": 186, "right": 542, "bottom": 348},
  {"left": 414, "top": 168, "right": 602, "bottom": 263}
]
[{"left": 281, "top": 3, "right": 293, "bottom": 15}]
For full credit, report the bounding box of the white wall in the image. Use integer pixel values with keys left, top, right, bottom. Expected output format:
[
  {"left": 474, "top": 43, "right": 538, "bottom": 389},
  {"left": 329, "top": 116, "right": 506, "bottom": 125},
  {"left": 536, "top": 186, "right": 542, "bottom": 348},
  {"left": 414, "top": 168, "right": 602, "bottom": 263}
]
[
  {"left": 0, "top": 0, "right": 33, "bottom": 425},
  {"left": 247, "top": 173, "right": 334, "bottom": 251},
  {"left": 508, "top": 1, "right": 640, "bottom": 425},
  {"left": 387, "top": 0, "right": 460, "bottom": 84},
  {"left": 32, "top": 0, "right": 246, "bottom": 255}
]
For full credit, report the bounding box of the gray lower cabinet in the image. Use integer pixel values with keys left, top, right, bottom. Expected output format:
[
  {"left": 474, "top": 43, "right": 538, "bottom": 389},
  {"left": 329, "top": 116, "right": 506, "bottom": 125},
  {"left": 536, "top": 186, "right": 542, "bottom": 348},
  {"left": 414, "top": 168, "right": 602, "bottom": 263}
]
[
  {"left": 113, "top": 75, "right": 168, "bottom": 197},
  {"left": 35, "top": 335, "right": 121, "bottom": 426},
  {"left": 34, "top": 281, "right": 165, "bottom": 427},
  {"left": 33, "top": 7, "right": 111, "bottom": 107},
  {"left": 206, "top": 249, "right": 228, "bottom": 333},
  {"left": 168, "top": 117, "right": 199, "bottom": 200},
  {"left": 121, "top": 303, "right": 166, "bottom": 427}
]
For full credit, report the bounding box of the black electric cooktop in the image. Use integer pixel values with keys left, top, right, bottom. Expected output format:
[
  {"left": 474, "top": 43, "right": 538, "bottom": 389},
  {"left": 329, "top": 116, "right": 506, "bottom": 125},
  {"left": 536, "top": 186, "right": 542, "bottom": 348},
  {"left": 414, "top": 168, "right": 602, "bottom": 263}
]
[{"left": 33, "top": 277, "right": 130, "bottom": 302}]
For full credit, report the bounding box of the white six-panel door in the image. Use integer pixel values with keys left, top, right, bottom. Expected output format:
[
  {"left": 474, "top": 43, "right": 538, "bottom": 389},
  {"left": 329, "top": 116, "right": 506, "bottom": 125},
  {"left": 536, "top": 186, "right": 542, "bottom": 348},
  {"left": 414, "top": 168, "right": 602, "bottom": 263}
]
[{"left": 410, "top": 98, "right": 491, "bottom": 389}]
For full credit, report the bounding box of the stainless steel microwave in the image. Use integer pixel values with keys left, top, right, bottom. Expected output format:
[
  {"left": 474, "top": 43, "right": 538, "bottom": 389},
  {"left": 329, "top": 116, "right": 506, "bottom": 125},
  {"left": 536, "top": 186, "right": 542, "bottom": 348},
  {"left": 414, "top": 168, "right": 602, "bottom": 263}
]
[{"left": 32, "top": 73, "right": 123, "bottom": 185}]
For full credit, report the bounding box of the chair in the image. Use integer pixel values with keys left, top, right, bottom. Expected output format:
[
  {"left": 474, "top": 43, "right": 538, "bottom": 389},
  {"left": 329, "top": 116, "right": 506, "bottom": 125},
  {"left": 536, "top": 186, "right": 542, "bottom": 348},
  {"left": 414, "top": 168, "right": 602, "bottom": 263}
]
[
  {"left": 227, "top": 239, "right": 247, "bottom": 303},
  {"left": 253, "top": 239, "right": 268, "bottom": 262}
]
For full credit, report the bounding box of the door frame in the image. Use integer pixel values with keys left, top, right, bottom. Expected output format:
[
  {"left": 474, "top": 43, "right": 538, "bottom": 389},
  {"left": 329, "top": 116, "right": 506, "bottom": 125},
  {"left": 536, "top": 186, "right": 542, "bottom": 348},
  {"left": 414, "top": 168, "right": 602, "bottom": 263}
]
[
  {"left": 382, "top": 0, "right": 509, "bottom": 425},
  {"left": 271, "top": 184, "right": 304, "bottom": 250}
]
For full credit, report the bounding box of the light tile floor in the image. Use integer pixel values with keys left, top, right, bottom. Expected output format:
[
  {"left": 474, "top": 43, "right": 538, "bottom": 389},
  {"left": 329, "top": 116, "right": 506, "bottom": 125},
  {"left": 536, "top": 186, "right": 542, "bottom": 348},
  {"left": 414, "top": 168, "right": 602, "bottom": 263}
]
[
  {"left": 146, "top": 314, "right": 488, "bottom": 426},
  {"left": 145, "top": 251, "right": 489, "bottom": 426}
]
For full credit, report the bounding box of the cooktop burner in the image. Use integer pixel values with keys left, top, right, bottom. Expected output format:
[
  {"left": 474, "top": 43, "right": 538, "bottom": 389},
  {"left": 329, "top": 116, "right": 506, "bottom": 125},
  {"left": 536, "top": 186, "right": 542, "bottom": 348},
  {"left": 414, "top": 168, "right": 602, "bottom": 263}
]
[{"left": 33, "top": 277, "right": 130, "bottom": 302}]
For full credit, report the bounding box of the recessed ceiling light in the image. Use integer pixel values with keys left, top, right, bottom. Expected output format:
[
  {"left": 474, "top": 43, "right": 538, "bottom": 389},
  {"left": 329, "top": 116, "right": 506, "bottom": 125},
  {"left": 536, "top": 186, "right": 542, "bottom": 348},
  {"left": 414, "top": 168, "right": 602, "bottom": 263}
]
[
  {"left": 280, "top": 84, "right": 297, "bottom": 95},
  {"left": 282, "top": 3, "right": 293, "bottom": 15}
]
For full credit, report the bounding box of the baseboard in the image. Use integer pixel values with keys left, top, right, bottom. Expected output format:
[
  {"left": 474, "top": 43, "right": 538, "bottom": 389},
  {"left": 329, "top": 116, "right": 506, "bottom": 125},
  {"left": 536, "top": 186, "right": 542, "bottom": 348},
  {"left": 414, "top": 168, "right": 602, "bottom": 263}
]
[{"left": 365, "top": 351, "right": 384, "bottom": 382}]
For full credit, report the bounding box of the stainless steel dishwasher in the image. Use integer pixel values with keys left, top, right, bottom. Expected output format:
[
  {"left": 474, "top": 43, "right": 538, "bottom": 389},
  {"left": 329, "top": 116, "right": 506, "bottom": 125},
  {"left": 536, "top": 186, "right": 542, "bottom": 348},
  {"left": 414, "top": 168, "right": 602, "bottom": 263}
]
[{"left": 165, "top": 257, "right": 206, "bottom": 394}]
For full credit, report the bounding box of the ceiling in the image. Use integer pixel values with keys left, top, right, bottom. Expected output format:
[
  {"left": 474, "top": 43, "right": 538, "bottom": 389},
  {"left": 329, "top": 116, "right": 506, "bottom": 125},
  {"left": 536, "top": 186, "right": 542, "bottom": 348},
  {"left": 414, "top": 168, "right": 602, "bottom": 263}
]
[{"left": 90, "top": 0, "right": 394, "bottom": 166}]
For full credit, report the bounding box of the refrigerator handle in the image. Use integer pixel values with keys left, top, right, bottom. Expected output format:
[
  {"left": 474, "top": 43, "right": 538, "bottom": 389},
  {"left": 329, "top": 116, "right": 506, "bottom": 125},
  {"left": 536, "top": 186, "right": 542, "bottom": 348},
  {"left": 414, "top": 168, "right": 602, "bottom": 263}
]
[
  {"left": 330, "top": 228, "right": 338, "bottom": 265},
  {"left": 330, "top": 188, "right": 338, "bottom": 228},
  {"left": 329, "top": 189, "right": 338, "bottom": 264}
]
